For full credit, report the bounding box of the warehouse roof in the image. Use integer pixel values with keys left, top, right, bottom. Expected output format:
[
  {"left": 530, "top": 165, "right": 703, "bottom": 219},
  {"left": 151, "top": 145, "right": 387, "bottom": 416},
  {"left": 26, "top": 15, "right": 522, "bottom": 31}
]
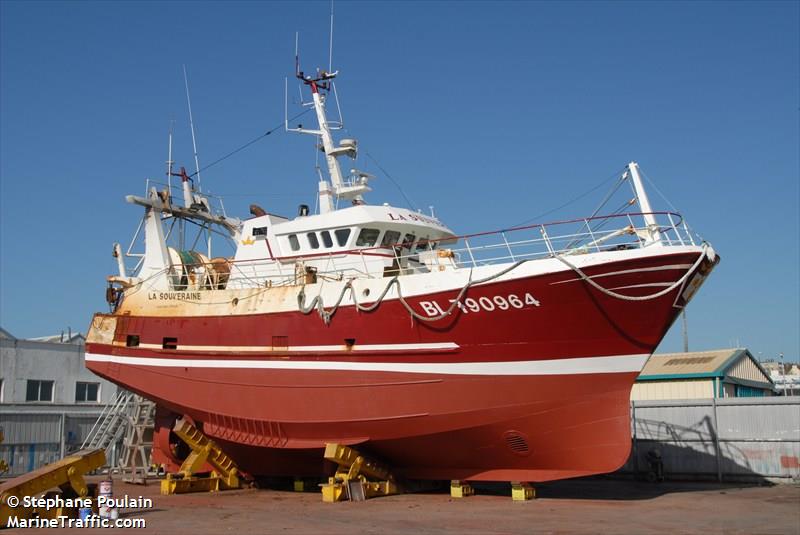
[{"left": 638, "top": 348, "right": 774, "bottom": 386}]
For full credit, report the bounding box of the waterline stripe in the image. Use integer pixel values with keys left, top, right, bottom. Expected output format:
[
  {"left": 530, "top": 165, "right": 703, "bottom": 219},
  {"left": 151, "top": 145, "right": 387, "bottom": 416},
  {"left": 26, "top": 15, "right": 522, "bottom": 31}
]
[{"left": 85, "top": 352, "right": 649, "bottom": 376}]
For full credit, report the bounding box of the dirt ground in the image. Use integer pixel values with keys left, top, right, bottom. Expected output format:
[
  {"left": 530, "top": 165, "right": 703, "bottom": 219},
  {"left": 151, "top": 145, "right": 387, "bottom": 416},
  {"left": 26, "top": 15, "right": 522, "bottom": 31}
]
[{"left": 6, "top": 477, "right": 800, "bottom": 534}]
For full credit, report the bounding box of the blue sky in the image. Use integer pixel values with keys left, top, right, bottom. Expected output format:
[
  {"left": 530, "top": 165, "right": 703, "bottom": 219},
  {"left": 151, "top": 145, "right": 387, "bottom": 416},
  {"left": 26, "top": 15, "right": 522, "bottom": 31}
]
[{"left": 1, "top": 1, "right": 798, "bottom": 361}]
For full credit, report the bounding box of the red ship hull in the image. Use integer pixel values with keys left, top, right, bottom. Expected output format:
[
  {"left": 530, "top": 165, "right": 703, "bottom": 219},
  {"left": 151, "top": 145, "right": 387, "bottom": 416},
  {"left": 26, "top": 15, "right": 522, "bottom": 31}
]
[{"left": 86, "top": 249, "right": 715, "bottom": 482}]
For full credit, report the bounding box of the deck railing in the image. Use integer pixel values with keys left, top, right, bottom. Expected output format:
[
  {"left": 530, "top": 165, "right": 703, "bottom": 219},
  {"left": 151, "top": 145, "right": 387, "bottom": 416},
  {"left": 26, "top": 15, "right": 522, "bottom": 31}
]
[{"left": 137, "top": 211, "right": 697, "bottom": 291}]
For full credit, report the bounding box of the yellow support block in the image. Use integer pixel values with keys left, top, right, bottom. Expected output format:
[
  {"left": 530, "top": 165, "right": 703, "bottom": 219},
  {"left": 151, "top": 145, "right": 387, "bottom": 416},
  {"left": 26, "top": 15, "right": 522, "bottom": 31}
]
[
  {"left": 511, "top": 482, "right": 536, "bottom": 501},
  {"left": 159, "top": 418, "right": 243, "bottom": 495},
  {"left": 0, "top": 429, "right": 8, "bottom": 475},
  {"left": 321, "top": 443, "right": 399, "bottom": 502},
  {"left": 320, "top": 477, "right": 346, "bottom": 503},
  {"left": 160, "top": 474, "right": 226, "bottom": 495},
  {"left": 450, "top": 480, "right": 474, "bottom": 498},
  {"left": 0, "top": 448, "right": 106, "bottom": 524}
]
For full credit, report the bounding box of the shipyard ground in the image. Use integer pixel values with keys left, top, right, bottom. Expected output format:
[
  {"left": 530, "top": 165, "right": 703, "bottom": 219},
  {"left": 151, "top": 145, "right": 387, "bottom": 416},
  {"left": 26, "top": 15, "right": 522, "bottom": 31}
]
[{"left": 9, "top": 477, "right": 798, "bottom": 534}]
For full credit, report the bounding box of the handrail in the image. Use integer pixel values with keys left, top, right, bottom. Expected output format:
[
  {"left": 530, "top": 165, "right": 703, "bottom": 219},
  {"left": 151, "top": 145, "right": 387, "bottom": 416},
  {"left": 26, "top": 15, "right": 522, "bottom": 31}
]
[
  {"left": 123, "top": 211, "right": 698, "bottom": 291},
  {"left": 187, "top": 211, "right": 688, "bottom": 268}
]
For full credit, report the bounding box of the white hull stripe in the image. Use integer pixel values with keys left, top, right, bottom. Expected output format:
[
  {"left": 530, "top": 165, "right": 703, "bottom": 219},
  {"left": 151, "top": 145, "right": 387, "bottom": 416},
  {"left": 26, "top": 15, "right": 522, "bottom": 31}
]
[
  {"left": 85, "top": 352, "right": 649, "bottom": 376},
  {"left": 111, "top": 342, "right": 459, "bottom": 353}
]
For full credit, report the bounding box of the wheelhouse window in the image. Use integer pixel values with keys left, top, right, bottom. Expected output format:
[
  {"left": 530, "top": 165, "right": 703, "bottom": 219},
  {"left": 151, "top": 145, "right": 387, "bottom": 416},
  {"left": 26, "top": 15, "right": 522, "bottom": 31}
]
[
  {"left": 307, "top": 232, "right": 320, "bottom": 249},
  {"left": 335, "top": 228, "right": 351, "bottom": 247},
  {"left": 380, "top": 230, "right": 401, "bottom": 247},
  {"left": 356, "top": 228, "right": 381, "bottom": 247},
  {"left": 26, "top": 380, "right": 54, "bottom": 402},
  {"left": 288, "top": 234, "right": 300, "bottom": 252},
  {"left": 75, "top": 382, "right": 99, "bottom": 403},
  {"left": 403, "top": 233, "right": 416, "bottom": 249},
  {"left": 320, "top": 230, "right": 333, "bottom": 248},
  {"left": 416, "top": 237, "right": 438, "bottom": 252}
]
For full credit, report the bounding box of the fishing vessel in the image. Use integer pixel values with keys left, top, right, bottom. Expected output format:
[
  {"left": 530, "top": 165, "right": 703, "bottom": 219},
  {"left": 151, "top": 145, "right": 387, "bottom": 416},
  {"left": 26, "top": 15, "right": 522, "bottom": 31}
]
[{"left": 85, "top": 54, "right": 719, "bottom": 483}]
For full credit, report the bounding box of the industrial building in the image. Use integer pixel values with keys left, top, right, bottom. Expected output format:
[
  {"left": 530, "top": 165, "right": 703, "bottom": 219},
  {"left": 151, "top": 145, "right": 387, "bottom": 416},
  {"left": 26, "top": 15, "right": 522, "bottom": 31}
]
[
  {"left": 0, "top": 327, "right": 118, "bottom": 476},
  {"left": 631, "top": 348, "right": 776, "bottom": 401},
  {"left": 761, "top": 360, "right": 800, "bottom": 396}
]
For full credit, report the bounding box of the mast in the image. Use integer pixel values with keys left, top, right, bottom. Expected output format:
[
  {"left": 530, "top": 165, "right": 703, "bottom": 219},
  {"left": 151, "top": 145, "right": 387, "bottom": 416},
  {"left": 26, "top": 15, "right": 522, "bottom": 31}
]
[
  {"left": 287, "top": 29, "right": 371, "bottom": 212},
  {"left": 627, "top": 161, "right": 662, "bottom": 245}
]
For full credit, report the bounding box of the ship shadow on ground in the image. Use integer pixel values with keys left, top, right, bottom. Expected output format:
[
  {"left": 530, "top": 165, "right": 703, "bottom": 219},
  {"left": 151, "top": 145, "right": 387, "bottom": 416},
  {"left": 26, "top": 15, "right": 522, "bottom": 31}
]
[
  {"left": 469, "top": 478, "right": 770, "bottom": 502},
  {"left": 465, "top": 437, "right": 775, "bottom": 501},
  {"left": 255, "top": 414, "right": 781, "bottom": 501}
]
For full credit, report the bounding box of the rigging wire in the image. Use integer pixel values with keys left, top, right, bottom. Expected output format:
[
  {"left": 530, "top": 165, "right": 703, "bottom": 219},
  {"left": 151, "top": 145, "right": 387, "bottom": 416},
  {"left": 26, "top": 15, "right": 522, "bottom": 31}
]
[
  {"left": 508, "top": 168, "right": 625, "bottom": 229},
  {"left": 188, "top": 107, "right": 313, "bottom": 179},
  {"left": 563, "top": 171, "right": 628, "bottom": 249},
  {"left": 364, "top": 150, "right": 418, "bottom": 211},
  {"left": 639, "top": 168, "right": 680, "bottom": 213},
  {"left": 639, "top": 167, "right": 702, "bottom": 241}
]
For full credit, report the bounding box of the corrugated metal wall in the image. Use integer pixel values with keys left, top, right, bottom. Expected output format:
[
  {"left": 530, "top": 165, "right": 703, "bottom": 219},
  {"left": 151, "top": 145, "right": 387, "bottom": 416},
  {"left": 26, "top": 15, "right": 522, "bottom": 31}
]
[
  {"left": 624, "top": 397, "right": 800, "bottom": 481},
  {"left": 0, "top": 409, "right": 103, "bottom": 477}
]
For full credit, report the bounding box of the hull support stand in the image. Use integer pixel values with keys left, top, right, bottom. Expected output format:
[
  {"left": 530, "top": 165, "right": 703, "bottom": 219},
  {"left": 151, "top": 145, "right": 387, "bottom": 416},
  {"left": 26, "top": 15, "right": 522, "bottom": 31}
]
[
  {"left": 160, "top": 418, "right": 244, "bottom": 495},
  {"left": 321, "top": 443, "right": 400, "bottom": 502},
  {"left": 511, "top": 481, "right": 536, "bottom": 501},
  {"left": 0, "top": 448, "right": 106, "bottom": 524},
  {"left": 450, "top": 480, "right": 474, "bottom": 498}
]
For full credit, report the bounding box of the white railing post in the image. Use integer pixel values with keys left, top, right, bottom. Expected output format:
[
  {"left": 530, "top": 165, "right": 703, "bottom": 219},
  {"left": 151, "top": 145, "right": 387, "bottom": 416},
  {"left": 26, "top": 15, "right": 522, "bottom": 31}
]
[
  {"left": 501, "top": 232, "right": 516, "bottom": 262},
  {"left": 585, "top": 219, "right": 600, "bottom": 252},
  {"left": 666, "top": 213, "right": 684, "bottom": 246},
  {"left": 683, "top": 221, "right": 696, "bottom": 246},
  {"left": 541, "top": 226, "right": 555, "bottom": 256},
  {"left": 464, "top": 238, "right": 477, "bottom": 267}
]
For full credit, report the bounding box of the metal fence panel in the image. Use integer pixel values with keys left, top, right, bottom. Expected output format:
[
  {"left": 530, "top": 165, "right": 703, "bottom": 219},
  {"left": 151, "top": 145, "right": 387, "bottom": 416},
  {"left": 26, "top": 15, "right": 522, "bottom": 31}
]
[
  {"left": 716, "top": 402, "right": 800, "bottom": 441},
  {"left": 628, "top": 397, "right": 800, "bottom": 481}
]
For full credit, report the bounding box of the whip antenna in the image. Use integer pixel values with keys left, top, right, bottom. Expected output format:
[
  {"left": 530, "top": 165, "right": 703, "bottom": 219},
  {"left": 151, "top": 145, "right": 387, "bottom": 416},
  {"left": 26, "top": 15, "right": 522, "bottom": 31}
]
[
  {"left": 183, "top": 64, "right": 202, "bottom": 188},
  {"left": 328, "top": 0, "right": 334, "bottom": 73},
  {"left": 166, "top": 119, "right": 175, "bottom": 196},
  {"left": 295, "top": 32, "right": 300, "bottom": 78}
]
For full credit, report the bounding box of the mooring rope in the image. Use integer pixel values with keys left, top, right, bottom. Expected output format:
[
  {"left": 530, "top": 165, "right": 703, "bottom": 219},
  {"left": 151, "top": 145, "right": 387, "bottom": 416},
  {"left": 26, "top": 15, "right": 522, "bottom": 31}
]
[
  {"left": 553, "top": 244, "right": 711, "bottom": 302},
  {"left": 297, "top": 260, "right": 526, "bottom": 324}
]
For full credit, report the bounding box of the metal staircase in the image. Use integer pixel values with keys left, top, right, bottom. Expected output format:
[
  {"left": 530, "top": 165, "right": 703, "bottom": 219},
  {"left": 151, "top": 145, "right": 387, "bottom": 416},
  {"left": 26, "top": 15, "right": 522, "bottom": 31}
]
[
  {"left": 118, "top": 396, "right": 156, "bottom": 484},
  {"left": 81, "top": 390, "right": 156, "bottom": 482}
]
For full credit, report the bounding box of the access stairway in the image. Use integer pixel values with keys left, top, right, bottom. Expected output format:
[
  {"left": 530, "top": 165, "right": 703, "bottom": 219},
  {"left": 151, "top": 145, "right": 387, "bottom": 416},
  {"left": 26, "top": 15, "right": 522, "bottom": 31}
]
[{"left": 81, "top": 390, "right": 156, "bottom": 482}]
